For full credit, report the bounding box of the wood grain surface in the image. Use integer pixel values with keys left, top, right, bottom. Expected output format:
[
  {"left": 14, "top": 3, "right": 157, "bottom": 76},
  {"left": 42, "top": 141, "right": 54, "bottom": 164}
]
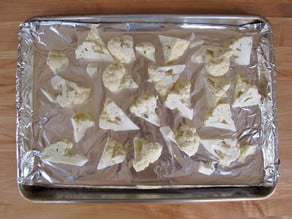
[{"left": 0, "top": 0, "right": 291, "bottom": 218}]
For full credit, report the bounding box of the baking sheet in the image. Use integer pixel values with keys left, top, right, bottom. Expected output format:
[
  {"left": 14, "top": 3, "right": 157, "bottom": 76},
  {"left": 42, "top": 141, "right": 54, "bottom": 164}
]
[{"left": 16, "top": 15, "right": 279, "bottom": 201}]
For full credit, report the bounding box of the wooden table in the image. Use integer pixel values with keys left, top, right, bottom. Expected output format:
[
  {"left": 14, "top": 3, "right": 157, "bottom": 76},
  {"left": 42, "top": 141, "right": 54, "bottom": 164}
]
[{"left": 1, "top": 1, "right": 291, "bottom": 218}]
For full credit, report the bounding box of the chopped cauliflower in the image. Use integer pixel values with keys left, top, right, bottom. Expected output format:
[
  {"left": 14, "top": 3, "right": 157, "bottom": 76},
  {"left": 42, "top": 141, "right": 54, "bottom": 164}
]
[
  {"left": 174, "top": 125, "right": 200, "bottom": 157},
  {"left": 107, "top": 35, "right": 135, "bottom": 63},
  {"left": 71, "top": 113, "right": 94, "bottom": 143},
  {"left": 130, "top": 94, "right": 160, "bottom": 126},
  {"left": 99, "top": 98, "right": 139, "bottom": 131},
  {"left": 75, "top": 25, "right": 113, "bottom": 62},
  {"left": 102, "top": 63, "right": 138, "bottom": 93},
  {"left": 47, "top": 50, "right": 69, "bottom": 74},
  {"left": 200, "top": 138, "right": 241, "bottom": 167},
  {"left": 160, "top": 125, "right": 200, "bottom": 157},
  {"left": 135, "top": 42, "right": 156, "bottom": 62},
  {"left": 133, "top": 137, "right": 163, "bottom": 172},
  {"left": 159, "top": 35, "right": 190, "bottom": 63},
  {"left": 42, "top": 76, "right": 91, "bottom": 107},
  {"left": 198, "top": 161, "right": 216, "bottom": 175},
  {"left": 148, "top": 64, "right": 186, "bottom": 96},
  {"left": 51, "top": 76, "right": 91, "bottom": 107},
  {"left": 204, "top": 75, "right": 231, "bottom": 104},
  {"left": 41, "top": 139, "right": 88, "bottom": 166},
  {"left": 232, "top": 74, "right": 261, "bottom": 108},
  {"left": 204, "top": 103, "right": 236, "bottom": 132},
  {"left": 97, "top": 137, "right": 126, "bottom": 170},
  {"left": 204, "top": 48, "right": 233, "bottom": 77},
  {"left": 228, "top": 36, "right": 253, "bottom": 65},
  {"left": 86, "top": 63, "right": 99, "bottom": 78},
  {"left": 165, "top": 81, "right": 193, "bottom": 120}
]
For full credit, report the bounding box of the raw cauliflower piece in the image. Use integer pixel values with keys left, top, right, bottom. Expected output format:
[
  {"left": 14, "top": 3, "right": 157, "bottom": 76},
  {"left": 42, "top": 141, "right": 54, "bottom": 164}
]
[
  {"left": 159, "top": 35, "right": 190, "bottom": 63},
  {"left": 204, "top": 103, "right": 236, "bottom": 132},
  {"left": 148, "top": 64, "right": 186, "bottom": 96},
  {"left": 47, "top": 50, "right": 69, "bottom": 74},
  {"left": 130, "top": 94, "right": 160, "bottom": 126},
  {"left": 71, "top": 113, "right": 94, "bottom": 143},
  {"left": 165, "top": 81, "right": 193, "bottom": 120},
  {"left": 75, "top": 25, "right": 113, "bottom": 62},
  {"left": 228, "top": 36, "right": 253, "bottom": 65},
  {"left": 107, "top": 35, "right": 135, "bottom": 63},
  {"left": 97, "top": 137, "right": 126, "bottom": 170},
  {"left": 160, "top": 125, "right": 200, "bottom": 157},
  {"left": 200, "top": 138, "right": 241, "bottom": 167},
  {"left": 41, "top": 139, "right": 88, "bottom": 166},
  {"left": 232, "top": 74, "right": 261, "bottom": 108},
  {"left": 42, "top": 76, "right": 91, "bottom": 107},
  {"left": 102, "top": 63, "right": 138, "bottom": 93},
  {"left": 86, "top": 63, "right": 99, "bottom": 78},
  {"left": 133, "top": 137, "right": 163, "bottom": 172},
  {"left": 135, "top": 42, "right": 156, "bottom": 62},
  {"left": 204, "top": 75, "right": 231, "bottom": 104},
  {"left": 198, "top": 161, "right": 216, "bottom": 175},
  {"left": 204, "top": 48, "right": 233, "bottom": 77},
  {"left": 99, "top": 98, "right": 139, "bottom": 131}
]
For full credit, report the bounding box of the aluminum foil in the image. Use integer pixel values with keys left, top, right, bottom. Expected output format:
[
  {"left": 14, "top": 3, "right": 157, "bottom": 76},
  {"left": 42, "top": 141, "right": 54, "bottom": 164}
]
[{"left": 16, "top": 15, "right": 279, "bottom": 191}]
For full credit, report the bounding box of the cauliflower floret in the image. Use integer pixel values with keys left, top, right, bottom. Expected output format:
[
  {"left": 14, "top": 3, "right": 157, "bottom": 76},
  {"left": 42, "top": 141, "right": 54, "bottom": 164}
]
[
  {"left": 86, "top": 63, "right": 99, "bottom": 78},
  {"left": 228, "top": 36, "right": 253, "bottom": 65},
  {"left": 107, "top": 35, "right": 135, "bottom": 63},
  {"left": 232, "top": 75, "right": 261, "bottom": 108},
  {"left": 42, "top": 76, "right": 91, "bottom": 107},
  {"left": 99, "top": 98, "right": 139, "bottom": 131},
  {"left": 75, "top": 25, "right": 113, "bottom": 62},
  {"left": 159, "top": 35, "right": 190, "bottom": 63},
  {"left": 52, "top": 76, "right": 91, "bottom": 107},
  {"left": 204, "top": 48, "right": 233, "bottom": 77},
  {"left": 160, "top": 125, "right": 200, "bottom": 157},
  {"left": 204, "top": 103, "right": 236, "bottom": 132},
  {"left": 148, "top": 64, "right": 186, "bottom": 96},
  {"left": 198, "top": 161, "right": 216, "bottom": 175},
  {"left": 130, "top": 94, "right": 160, "bottom": 126},
  {"left": 71, "top": 113, "right": 94, "bottom": 143},
  {"left": 175, "top": 125, "right": 200, "bottom": 156},
  {"left": 133, "top": 137, "right": 163, "bottom": 172},
  {"left": 102, "top": 63, "right": 138, "bottom": 93},
  {"left": 47, "top": 50, "right": 69, "bottom": 74},
  {"left": 135, "top": 42, "right": 156, "bottom": 62},
  {"left": 165, "top": 81, "right": 193, "bottom": 120},
  {"left": 200, "top": 138, "right": 241, "bottom": 167},
  {"left": 41, "top": 139, "right": 88, "bottom": 166},
  {"left": 204, "top": 75, "right": 231, "bottom": 105},
  {"left": 97, "top": 137, "right": 126, "bottom": 170}
]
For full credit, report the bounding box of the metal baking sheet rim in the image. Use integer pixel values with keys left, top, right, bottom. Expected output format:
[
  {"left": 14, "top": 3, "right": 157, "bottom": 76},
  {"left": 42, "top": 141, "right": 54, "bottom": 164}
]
[
  {"left": 18, "top": 184, "right": 277, "bottom": 203},
  {"left": 16, "top": 14, "right": 279, "bottom": 202}
]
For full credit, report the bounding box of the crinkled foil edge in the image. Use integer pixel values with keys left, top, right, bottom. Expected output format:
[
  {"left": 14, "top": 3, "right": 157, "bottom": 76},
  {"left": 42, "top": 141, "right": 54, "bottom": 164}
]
[
  {"left": 16, "top": 21, "right": 36, "bottom": 184},
  {"left": 258, "top": 20, "right": 279, "bottom": 186}
]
